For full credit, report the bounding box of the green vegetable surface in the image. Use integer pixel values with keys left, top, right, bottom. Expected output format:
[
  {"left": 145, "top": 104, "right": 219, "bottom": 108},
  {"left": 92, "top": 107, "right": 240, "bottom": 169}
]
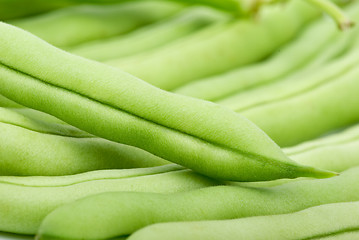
[
  {"left": 129, "top": 201, "right": 359, "bottom": 240},
  {"left": 0, "top": 1, "right": 357, "bottom": 239},
  {"left": 37, "top": 166, "right": 359, "bottom": 240},
  {"left": 0, "top": 21, "right": 333, "bottom": 181}
]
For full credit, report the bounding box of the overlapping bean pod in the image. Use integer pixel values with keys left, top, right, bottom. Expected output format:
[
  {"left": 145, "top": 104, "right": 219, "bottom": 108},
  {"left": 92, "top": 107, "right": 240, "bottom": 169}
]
[
  {"left": 172, "top": 13, "right": 343, "bottom": 101},
  {"left": 0, "top": 21, "right": 333, "bottom": 181},
  {"left": 286, "top": 124, "right": 359, "bottom": 172},
  {"left": 173, "top": 1, "right": 359, "bottom": 101},
  {"left": 218, "top": 39, "right": 359, "bottom": 112},
  {"left": 2, "top": 121, "right": 358, "bottom": 234},
  {"left": 238, "top": 124, "right": 359, "bottom": 188},
  {"left": 0, "top": 164, "right": 218, "bottom": 234},
  {"left": 69, "top": 6, "right": 229, "bottom": 61},
  {"left": 0, "top": 0, "right": 71, "bottom": 20},
  {"left": 106, "top": 0, "right": 319, "bottom": 90},
  {"left": 37, "top": 166, "right": 359, "bottom": 240},
  {"left": 8, "top": 1, "right": 183, "bottom": 48},
  {"left": 214, "top": 40, "right": 359, "bottom": 146},
  {"left": 0, "top": 107, "right": 168, "bottom": 176},
  {"left": 129, "top": 201, "right": 359, "bottom": 240}
]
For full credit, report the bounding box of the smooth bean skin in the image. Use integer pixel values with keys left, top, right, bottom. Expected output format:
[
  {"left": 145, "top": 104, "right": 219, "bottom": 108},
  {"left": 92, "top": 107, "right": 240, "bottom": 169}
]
[
  {"left": 0, "top": 0, "right": 249, "bottom": 21},
  {"left": 237, "top": 124, "right": 359, "bottom": 188},
  {"left": 0, "top": 94, "right": 22, "bottom": 108},
  {"left": 37, "top": 167, "right": 359, "bottom": 240},
  {"left": 0, "top": 165, "right": 218, "bottom": 234},
  {"left": 173, "top": 13, "right": 339, "bottom": 101},
  {"left": 106, "top": 0, "right": 319, "bottom": 90},
  {"left": 129, "top": 201, "right": 359, "bottom": 240},
  {"left": 0, "top": 107, "right": 169, "bottom": 176},
  {"left": 0, "top": 22, "right": 333, "bottom": 181},
  {"left": 227, "top": 49, "right": 359, "bottom": 147},
  {"left": 174, "top": 1, "right": 359, "bottom": 102},
  {"left": 286, "top": 124, "right": 359, "bottom": 172},
  {"left": 8, "top": 1, "right": 183, "bottom": 48},
  {"left": 0, "top": 0, "right": 70, "bottom": 20},
  {"left": 304, "top": 26, "right": 359, "bottom": 69},
  {"left": 70, "top": 7, "right": 229, "bottom": 61},
  {"left": 243, "top": 123, "right": 359, "bottom": 189},
  {"left": 218, "top": 42, "right": 359, "bottom": 113}
]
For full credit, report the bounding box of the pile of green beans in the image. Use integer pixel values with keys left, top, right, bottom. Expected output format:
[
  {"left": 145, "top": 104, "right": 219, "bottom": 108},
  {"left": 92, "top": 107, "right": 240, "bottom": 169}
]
[
  {"left": 217, "top": 36, "right": 359, "bottom": 112},
  {"left": 0, "top": 21, "right": 333, "bottom": 181},
  {"left": 69, "top": 7, "right": 229, "bottom": 61},
  {"left": 235, "top": 46, "right": 359, "bottom": 146},
  {"left": 1, "top": 0, "right": 358, "bottom": 239},
  {"left": 36, "top": 166, "right": 359, "bottom": 240},
  {"left": 0, "top": 165, "right": 219, "bottom": 234},
  {"left": 0, "top": 107, "right": 168, "bottom": 176},
  {"left": 0, "top": 0, "right": 256, "bottom": 20},
  {"left": 2, "top": 119, "right": 359, "bottom": 235},
  {"left": 173, "top": 2, "right": 359, "bottom": 101},
  {"left": 8, "top": 1, "right": 184, "bottom": 48},
  {"left": 3, "top": 122, "right": 359, "bottom": 235},
  {"left": 129, "top": 201, "right": 359, "bottom": 240},
  {"left": 106, "top": 0, "right": 319, "bottom": 90}
]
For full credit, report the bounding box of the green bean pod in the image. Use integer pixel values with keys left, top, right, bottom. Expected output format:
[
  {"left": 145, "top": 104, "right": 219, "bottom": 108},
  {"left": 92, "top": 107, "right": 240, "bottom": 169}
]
[
  {"left": 243, "top": 68, "right": 359, "bottom": 147},
  {"left": 0, "top": 0, "right": 311, "bottom": 22},
  {"left": 69, "top": 7, "right": 229, "bottom": 61},
  {"left": 173, "top": 13, "right": 340, "bottom": 101},
  {"left": 304, "top": 24, "right": 359, "bottom": 69},
  {"left": 129, "top": 201, "right": 359, "bottom": 240},
  {"left": 0, "top": 0, "right": 255, "bottom": 21},
  {"left": 216, "top": 43, "right": 359, "bottom": 146},
  {"left": 0, "top": 94, "right": 22, "bottom": 108},
  {"left": 0, "top": 22, "right": 334, "bottom": 181},
  {"left": 106, "top": 0, "right": 319, "bottom": 90},
  {"left": 0, "top": 107, "right": 169, "bottom": 176},
  {"left": 174, "top": 1, "right": 359, "bottom": 102},
  {"left": 174, "top": 3, "right": 359, "bottom": 102},
  {"left": 238, "top": 124, "right": 359, "bottom": 188},
  {"left": 0, "top": 0, "right": 70, "bottom": 20},
  {"left": 8, "top": 1, "right": 183, "bottom": 48},
  {"left": 0, "top": 164, "right": 218, "bottom": 234},
  {"left": 218, "top": 39, "right": 359, "bottom": 112},
  {"left": 286, "top": 124, "right": 359, "bottom": 172},
  {"left": 37, "top": 166, "right": 359, "bottom": 240}
]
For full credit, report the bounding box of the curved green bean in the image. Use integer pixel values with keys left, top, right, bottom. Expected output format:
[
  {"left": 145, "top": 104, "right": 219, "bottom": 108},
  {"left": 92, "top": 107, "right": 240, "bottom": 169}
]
[
  {"left": 128, "top": 201, "right": 359, "bottom": 240},
  {"left": 286, "top": 124, "right": 359, "bottom": 172},
  {"left": 304, "top": 25, "right": 359, "bottom": 69},
  {"left": 0, "top": 0, "right": 70, "bottom": 20},
  {"left": 173, "top": 13, "right": 340, "bottom": 101},
  {"left": 174, "top": 1, "right": 359, "bottom": 101},
  {"left": 0, "top": 164, "right": 218, "bottom": 234},
  {"left": 0, "top": 22, "right": 333, "bottom": 181},
  {"left": 37, "top": 166, "right": 359, "bottom": 240},
  {"left": 0, "top": 107, "right": 169, "bottom": 176},
  {"left": 0, "top": 0, "right": 257, "bottom": 20},
  {"left": 237, "top": 49, "right": 359, "bottom": 147},
  {"left": 8, "top": 1, "right": 183, "bottom": 48},
  {"left": 237, "top": 124, "right": 359, "bottom": 188},
  {"left": 243, "top": 123, "right": 359, "bottom": 188},
  {"left": 70, "top": 6, "right": 229, "bottom": 61},
  {"left": 218, "top": 38, "right": 359, "bottom": 112},
  {"left": 106, "top": 0, "right": 319, "bottom": 90}
]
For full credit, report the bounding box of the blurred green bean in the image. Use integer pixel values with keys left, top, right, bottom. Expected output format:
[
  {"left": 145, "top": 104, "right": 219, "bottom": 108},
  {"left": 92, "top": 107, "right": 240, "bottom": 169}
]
[{"left": 0, "top": 107, "right": 169, "bottom": 176}]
